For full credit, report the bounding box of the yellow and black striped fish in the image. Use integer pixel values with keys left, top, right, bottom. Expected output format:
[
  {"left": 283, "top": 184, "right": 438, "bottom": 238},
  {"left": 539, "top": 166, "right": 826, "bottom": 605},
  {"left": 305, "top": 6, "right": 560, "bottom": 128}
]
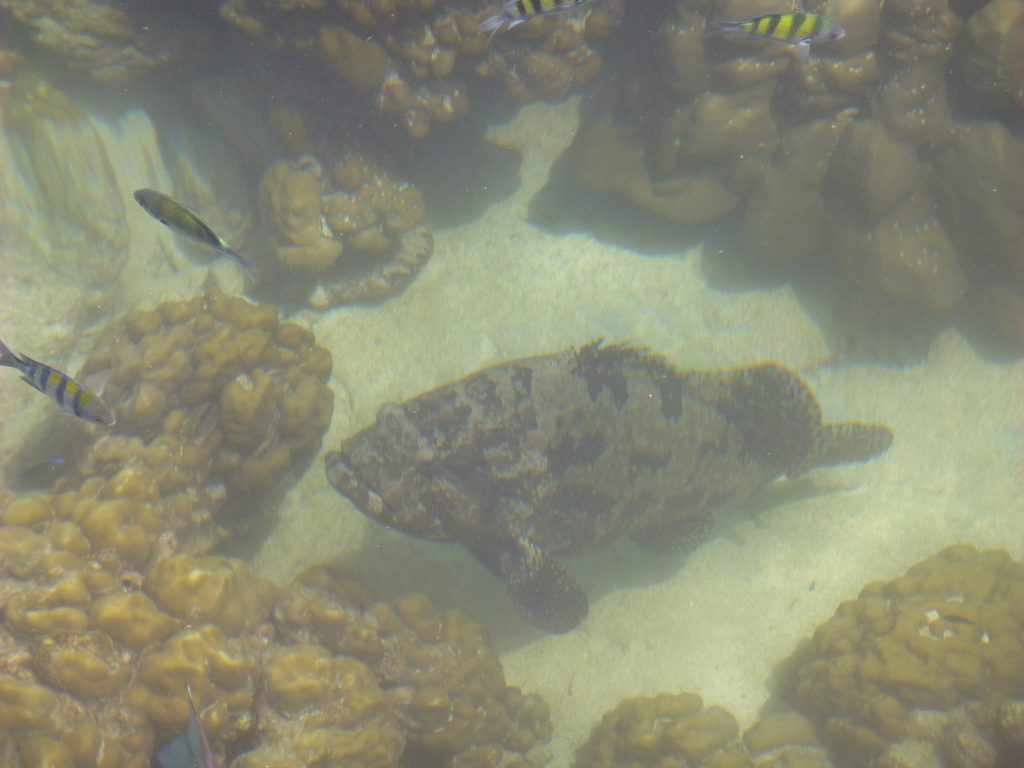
[
  {"left": 0, "top": 337, "right": 116, "bottom": 425},
  {"left": 480, "top": 0, "right": 591, "bottom": 34},
  {"left": 708, "top": 12, "right": 844, "bottom": 62}
]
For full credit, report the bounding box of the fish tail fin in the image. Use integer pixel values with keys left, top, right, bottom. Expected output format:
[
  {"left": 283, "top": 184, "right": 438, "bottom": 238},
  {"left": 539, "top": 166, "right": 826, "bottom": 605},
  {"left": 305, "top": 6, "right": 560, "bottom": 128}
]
[
  {"left": 810, "top": 422, "right": 894, "bottom": 469},
  {"left": 222, "top": 246, "right": 261, "bottom": 285},
  {"left": 0, "top": 337, "right": 21, "bottom": 368}
]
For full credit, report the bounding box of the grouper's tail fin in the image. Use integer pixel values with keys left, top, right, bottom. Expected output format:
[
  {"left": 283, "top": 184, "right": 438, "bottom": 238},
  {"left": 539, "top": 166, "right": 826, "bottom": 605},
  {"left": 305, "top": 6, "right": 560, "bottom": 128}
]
[{"left": 809, "top": 422, "right": 894, "bottom": 469}]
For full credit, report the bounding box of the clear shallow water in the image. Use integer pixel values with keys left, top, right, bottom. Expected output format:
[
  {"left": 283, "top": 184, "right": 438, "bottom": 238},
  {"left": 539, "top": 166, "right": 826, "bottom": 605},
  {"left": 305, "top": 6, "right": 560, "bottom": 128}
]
[{"left": 0, "top": 1, "right": 1021, "bottom": 767}]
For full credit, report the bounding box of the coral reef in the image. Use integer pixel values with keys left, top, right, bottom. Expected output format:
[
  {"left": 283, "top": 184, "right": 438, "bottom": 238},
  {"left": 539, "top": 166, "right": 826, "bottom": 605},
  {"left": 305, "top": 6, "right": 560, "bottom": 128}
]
[
  {"left": 219, "top": 0, "right": 616, "bottom": 138},
  {"left": 74, "top": 287, "right": 334, "bottom": 506},
  {"left": 0, "top": 525, "right": 552, "bottom": 768},
  {"left": 0, "top": 0, "right": 172, "bottom": 83},
  {"left": 783, "top": 544, "right": 1024, "bottom": 767},
  {"left": 541, "top": 0, "right": 1024, "bottom": 348},
  {"left": 0, "top": 513, "right": 269, "bottom": 768},
  {"left": 744, "top": 712, "right": 835, "bottom": 767},
  {"left": 954, "top": 0, "right": 1024, "bottom": 110},
  {"left": 575, "top": 692, "right": 749, "bottom": 767},
  {"left": 258, "top": 154, "right": 433, "bottom": 309},
  {"left": 271, "top": 562, "right": 554, "bottom": 767}
]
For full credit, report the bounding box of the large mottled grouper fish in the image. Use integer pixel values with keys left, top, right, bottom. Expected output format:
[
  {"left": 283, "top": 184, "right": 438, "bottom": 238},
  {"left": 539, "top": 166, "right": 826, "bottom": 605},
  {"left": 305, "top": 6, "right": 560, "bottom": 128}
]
[{"left": 325, "top": 342, "right": 893, "bottom": 633}]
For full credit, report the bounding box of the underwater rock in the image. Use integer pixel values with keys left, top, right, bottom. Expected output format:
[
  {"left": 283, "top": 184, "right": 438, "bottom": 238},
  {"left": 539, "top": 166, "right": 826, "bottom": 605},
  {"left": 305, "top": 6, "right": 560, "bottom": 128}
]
[
  {"left": 784, "top": 544, "right": 1024, "bottom": 768},
  {"left": 326, "top": 341, "right": 893, "bottom": 633},
  {"left": 6, "top": 74, "right": 129, "bottom": 286}
]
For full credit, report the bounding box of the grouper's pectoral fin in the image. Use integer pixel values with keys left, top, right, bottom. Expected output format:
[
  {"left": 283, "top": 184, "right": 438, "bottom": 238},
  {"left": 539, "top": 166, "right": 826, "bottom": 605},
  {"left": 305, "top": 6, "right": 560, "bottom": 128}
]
[
  {"left": 631, "top": 511, "right": 714, "bottom": 555},
  {"left": 472, "top": 537, "right": 588, "bottom": 633}
]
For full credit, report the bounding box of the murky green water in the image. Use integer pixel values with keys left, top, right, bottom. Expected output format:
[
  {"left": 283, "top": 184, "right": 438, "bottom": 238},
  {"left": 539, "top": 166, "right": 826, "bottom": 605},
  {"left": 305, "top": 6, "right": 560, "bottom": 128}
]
[{"left": 0, "top": 1, "right": 1021, "bottom": 766}]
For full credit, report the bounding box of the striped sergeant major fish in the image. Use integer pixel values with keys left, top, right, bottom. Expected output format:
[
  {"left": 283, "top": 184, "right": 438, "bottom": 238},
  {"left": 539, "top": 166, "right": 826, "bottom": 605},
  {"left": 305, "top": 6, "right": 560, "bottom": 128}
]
[
  {"left": 158, "top": 686, "right": 218, "bottom": 768},
  {"left": 708, "top": 11, "right": 845, "bottom": 63},
  {"left": 133, "top": 188, "right": 257, "bottom": 281},
  {"left": 0, "top": 337, "right": 116, "bottom": 425},
  {"left": 480, "top": 0, "right": 591, "bottom": 35}
]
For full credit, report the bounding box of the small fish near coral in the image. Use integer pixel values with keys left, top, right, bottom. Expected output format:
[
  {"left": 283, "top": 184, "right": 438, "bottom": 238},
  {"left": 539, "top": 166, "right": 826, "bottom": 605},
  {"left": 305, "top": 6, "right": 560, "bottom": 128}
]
[
  {"left": 325, "top": 341, "right": 893, "bottom": 633},
  {"left": 158, "top": 686, "right": 218, "bottom": 768},
  {"left": 707, "top": 12, "right": 845, "bottom": 63},
  {"left": 134, "top": 188, "right": 257, "bottom": 281},
  {"left": 480, "top": 0, "right": 592, "bottom": 34},
  {"left": 0, "top": 337, "right": 115, "bottom": 425}
]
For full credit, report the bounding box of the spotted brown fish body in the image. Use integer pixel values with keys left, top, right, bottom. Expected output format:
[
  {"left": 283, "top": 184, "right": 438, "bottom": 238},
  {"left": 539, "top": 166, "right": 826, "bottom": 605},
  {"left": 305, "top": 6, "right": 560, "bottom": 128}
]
[{"left": 325, "top": 342, "right": 892, "bottom": 633}]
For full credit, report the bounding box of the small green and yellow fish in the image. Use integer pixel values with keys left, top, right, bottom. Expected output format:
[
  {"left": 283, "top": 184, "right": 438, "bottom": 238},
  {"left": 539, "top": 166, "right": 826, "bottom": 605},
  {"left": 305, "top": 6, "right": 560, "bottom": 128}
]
[
  {"left": 480, "top": 0, "right": 591, "bottom": 34},
  {"left": 708, "top": 11, "right": 845, "bottom": 63},
  {"left": 134, "top": 188, "right": 256, "bottom": 279},
  {"left": 0, "top": 337, "right": 116, "bottom": 425}
]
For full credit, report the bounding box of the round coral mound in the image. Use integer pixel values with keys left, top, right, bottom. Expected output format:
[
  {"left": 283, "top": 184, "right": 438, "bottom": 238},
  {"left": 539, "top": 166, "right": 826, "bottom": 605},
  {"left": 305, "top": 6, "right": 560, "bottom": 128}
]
[{"left": 785, "top": 544, "right": 1024, "bottom": 767}]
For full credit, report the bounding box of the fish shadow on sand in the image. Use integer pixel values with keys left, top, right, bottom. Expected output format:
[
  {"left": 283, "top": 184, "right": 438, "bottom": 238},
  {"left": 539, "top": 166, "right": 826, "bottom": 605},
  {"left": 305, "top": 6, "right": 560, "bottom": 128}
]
[{"left": 336, "top": 475, "right": 864, "bottom": 653}]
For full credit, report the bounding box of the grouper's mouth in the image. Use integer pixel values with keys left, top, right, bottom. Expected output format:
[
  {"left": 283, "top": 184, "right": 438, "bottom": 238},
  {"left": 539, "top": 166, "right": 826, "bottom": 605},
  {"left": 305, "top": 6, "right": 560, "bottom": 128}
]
[{"left": 324, "top": 450, "right": 391, "bottom": 523}]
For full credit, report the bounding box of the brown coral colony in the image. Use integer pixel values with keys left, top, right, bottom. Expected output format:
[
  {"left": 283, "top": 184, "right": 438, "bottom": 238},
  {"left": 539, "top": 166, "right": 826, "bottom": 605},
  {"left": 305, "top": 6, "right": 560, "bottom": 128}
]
[{"left": 0, "top": 0, "right": 1020, "bottom": 766}]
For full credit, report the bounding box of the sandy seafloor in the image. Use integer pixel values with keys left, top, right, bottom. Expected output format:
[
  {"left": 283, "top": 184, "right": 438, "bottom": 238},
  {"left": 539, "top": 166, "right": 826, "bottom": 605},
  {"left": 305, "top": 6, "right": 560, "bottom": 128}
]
[{"left": 2, "top": 96, "right": 1023, "bottom": 765}]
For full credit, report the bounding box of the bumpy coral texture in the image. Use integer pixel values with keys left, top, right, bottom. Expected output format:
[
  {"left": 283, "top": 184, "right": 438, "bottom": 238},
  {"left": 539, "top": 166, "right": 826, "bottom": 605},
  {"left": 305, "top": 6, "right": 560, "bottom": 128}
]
[
  {"left": 72, "top": 288, "right": 333, "bottom": 520},
  {"left": 0, "top": 524, "right": 552, "bottom": 768},
  {"left": 0, "top": 515, "right": 272, "bottom": 768},
  {"left": 219, "top": 0, "right": 616, "bottom": 138},
  {"left": 549, "top": 0, "right": 1023, "bottom": 344},
  {"left": 574, "top": 691, "right": 750, "bottom": 768},
  {"left": 271, "top": 563, "right": 554, "bottom": 767},
  {"left": 0, "top": 0, "right": 172, "bottom": 83},
  {"left": 258, "top": 154, "right": 433, "bottom": 309},
  {"left": 785, "top": 544, "right": 1024, "bottom": 768}
]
